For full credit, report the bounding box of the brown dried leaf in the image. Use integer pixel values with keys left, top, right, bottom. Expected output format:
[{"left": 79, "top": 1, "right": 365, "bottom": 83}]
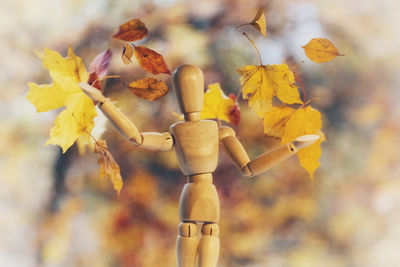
[
  {"left": 122, "top": 44, "right": 133, "bottom": 64},
  {"left": 133, "top": 46, "right": 171, "bottom": 75},
  {"left": 94, "top": 139, "right": 123, "bottom": 195},
  {"left": 128, "top": 77, "right": 169, "bottom": 101},
  {"left": 87, "top": 72, "right": 102, "bottom": 91},
  {"left": 112, "top": 19, "right": 148, "bottom": 42}
]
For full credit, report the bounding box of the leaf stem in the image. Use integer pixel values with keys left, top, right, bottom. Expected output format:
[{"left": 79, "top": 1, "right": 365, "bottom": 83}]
[
  {"left": 242, "top": 32, "right": 262, "bottom": 66},
  {"left": 71, "top": 112, "right": 98, "bottom": 144},
  {"left": 304, "top": 97, "right": 320, "bottom": 106},
  {"left": 101, "top": 75, "right": 120, "bottom": 81},
  {"left": 292, "top": 69, "right": 307, "bottom": 108},
  {"left": 235, "top": 23, "right": 251, "bottom": 30}
]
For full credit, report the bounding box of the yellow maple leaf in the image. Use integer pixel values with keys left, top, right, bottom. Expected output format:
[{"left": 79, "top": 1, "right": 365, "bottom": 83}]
[
  {"left": 302, "top": 38, "right": 343, "bottom": 63},
  {"left": 280, "top": 106, "right": 325, "bottom": 180},
  {"left": 27, "top": 46, "right": 96, "bottom": 153},
  {"left": 237, "top": 64, "right": 302, "bottom": 118},
  {"left": 263, "top": 106, "right": 295, "bottom": 138},
  {"left": 201, "top": 83, "right": 238, "bottom": 124}
]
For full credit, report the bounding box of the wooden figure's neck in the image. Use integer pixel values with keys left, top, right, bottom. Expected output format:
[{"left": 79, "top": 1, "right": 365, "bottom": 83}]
[{"left": 184, "top": 112, "right": 201, "bottom": 122}]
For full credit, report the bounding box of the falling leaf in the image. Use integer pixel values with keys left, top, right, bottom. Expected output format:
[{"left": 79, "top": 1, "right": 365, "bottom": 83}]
[
  {"left": 250, "top": 8, "right": 267, "bottom": 37},
  {"left": 302, "top": 38, "right": 343, "bottom": 63},
  {"left": 200, "top": 83, "right": 240, "bottom": 124},
  {"left": 128, "top": 77, "right": 169, "bottom": 101},
  {"left": 133, "top": 46, "right": 170, "bottom": 75},
  {"left": 27, "top": 46, "right": 96, "bottom": 153},
  {"left": 94, "top": 139, "right": 123, "bottom": 194},
  {"left": 263, "top": 106, "right": 296, "bottom": 138},
  {"left": 236, "top": 7, "right": 267, "bottom": 37},
  {"left": 89, "top": 49, "right": 112, "bottom": 78},
  {"left": 122, "top": 44, "right": 133, "bottom": 64},
  {"left": 87, "top": 72, "right": 102, "bottom": 90},
  {"left": 281, "top": 106, "right": 325, "bottom": 179},
  {"left": 87, "top": 49, "right": 113, "bottom": 91},
  {"left": 237, "top": 64, "right": 302, "bottom": 117},
  {"left": 112, "top": 19, "right": 148, "bottom": 42}
]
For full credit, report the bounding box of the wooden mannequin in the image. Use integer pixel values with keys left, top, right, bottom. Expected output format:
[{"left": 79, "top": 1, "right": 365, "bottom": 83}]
[{"left": 79, "top": 65, "right": 319, "bottom": 267}]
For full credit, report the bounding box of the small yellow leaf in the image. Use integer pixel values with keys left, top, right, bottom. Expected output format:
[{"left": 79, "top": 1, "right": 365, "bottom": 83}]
[
  {"left": 263, "top": 106, "right": 295, "bottom": 138},
  {"left": 201, "top": 83, "right": 239, "bottom": 124},
  {"left": 281, "top": 106, "right": 325, "bottom": 179},
  {"left": 302, "top": 38, "right": 343, "bottom": 63},
  {"left": 122, "top": 44, "right": 133, "bottom": 64},
  {"left": 27, "top": 46, "right": 96, "bottom": 153},
  {"left": 237, "top": 64, "right": 302, "bottom": 117},
  {"left": 251, "top": 8, "right": 267, "bottom": 37},
  {"left": 94, "top": 139, "right": 123, "bottom": 195}
]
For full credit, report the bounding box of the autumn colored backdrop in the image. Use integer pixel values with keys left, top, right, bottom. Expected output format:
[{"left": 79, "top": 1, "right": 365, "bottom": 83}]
[{"left": 2, "top": 0, "right": 400, "bottom": 267}]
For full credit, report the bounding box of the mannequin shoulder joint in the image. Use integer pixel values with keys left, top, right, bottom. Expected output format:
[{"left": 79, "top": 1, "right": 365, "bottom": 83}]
[{"left": 218, "top": 126, "right": 236, "bottom": 141}]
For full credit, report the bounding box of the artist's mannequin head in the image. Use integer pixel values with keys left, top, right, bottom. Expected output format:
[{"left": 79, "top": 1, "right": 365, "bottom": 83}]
[{"left": 172, "top": 64, "right": 204, "bottom": 121}]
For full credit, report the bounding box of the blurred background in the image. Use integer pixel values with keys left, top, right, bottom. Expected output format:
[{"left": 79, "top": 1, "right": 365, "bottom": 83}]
[{"left": 1, "top": 0, "right": 400, "bottom": 266}]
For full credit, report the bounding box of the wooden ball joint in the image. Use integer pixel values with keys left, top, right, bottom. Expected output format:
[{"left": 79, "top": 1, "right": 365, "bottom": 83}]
[{"left": 79, "top": 65, "right": 319, "bottom": 267}]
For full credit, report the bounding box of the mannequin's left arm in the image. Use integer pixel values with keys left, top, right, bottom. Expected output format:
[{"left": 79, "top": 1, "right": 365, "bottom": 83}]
[{"left": 218, "top": 126, "right": 319, "bottom": 177}]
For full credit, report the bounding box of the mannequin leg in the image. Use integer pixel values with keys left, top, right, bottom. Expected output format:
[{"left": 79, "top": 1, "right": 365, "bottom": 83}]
[
  {"left": 198, "top": 223, "right": 220, "bottom": 267},
  {"left": 177, "top": 221, "right": 199, "bottom": 267}
]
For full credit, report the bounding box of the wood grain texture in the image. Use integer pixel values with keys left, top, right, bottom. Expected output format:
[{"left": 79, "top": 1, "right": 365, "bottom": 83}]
[
  {"left": 140, "top": 132, "right": 173, "bottom": 150},
  {"left": 177, "top": 222, "right": 199, "bottom": 267},
  {"left": 248, "top": 143, "right": 297, "bottom": 176},
  {"left": 173, "top": 65, "right": 204, "bottom": 114},
  {"left": 220, "top": 135, "right": 250, "bottom": 171},
  {"left": 170, "top": 120, "right": 218, "bottom": 175},
  {"left": 198, "top": 234, "right": 220, "bottom": 267},
  {"left": 178, "top": 174, "right": 220, "bottom": 222},
  {"left": 99, "top": 100, "right": 142, "bottom": 145}
]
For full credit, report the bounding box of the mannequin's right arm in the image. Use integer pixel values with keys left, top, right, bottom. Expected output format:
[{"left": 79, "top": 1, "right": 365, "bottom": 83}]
[{"left": 79, "top": 83, "right": 173, "bottom": 151}]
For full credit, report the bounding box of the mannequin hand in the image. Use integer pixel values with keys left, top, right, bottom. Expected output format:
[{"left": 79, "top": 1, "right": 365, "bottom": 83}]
[
  {"left": 293, "top": 134, "right": 320, "bottom": 149},
  {"left": 79, "top": 82, "right": 106, "bottom": 103}
]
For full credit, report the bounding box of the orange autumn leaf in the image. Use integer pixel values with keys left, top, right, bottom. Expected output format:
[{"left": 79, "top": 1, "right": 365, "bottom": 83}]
[
  {"left": 94, "top": 139, "right": 123, "bottom": 195},
  {"left": 112, "top": 19, "right": 148, "bottom": 42},
  {"left": 122, "top": 44, "right": 133, "bottom": 64},
  {"left": 302, "top": 38, "right": 343, "bottom": 63},
  {"left": 128, "top": 77, "right": 169, "bottom": 101},
  {"left": 134, "top": 46, "right": 171, "bottom": 75}
]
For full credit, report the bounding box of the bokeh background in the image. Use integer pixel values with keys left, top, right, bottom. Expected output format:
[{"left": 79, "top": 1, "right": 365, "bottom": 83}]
[{"left": 2, "top": 0, "right": 400, "bottom": 266}]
